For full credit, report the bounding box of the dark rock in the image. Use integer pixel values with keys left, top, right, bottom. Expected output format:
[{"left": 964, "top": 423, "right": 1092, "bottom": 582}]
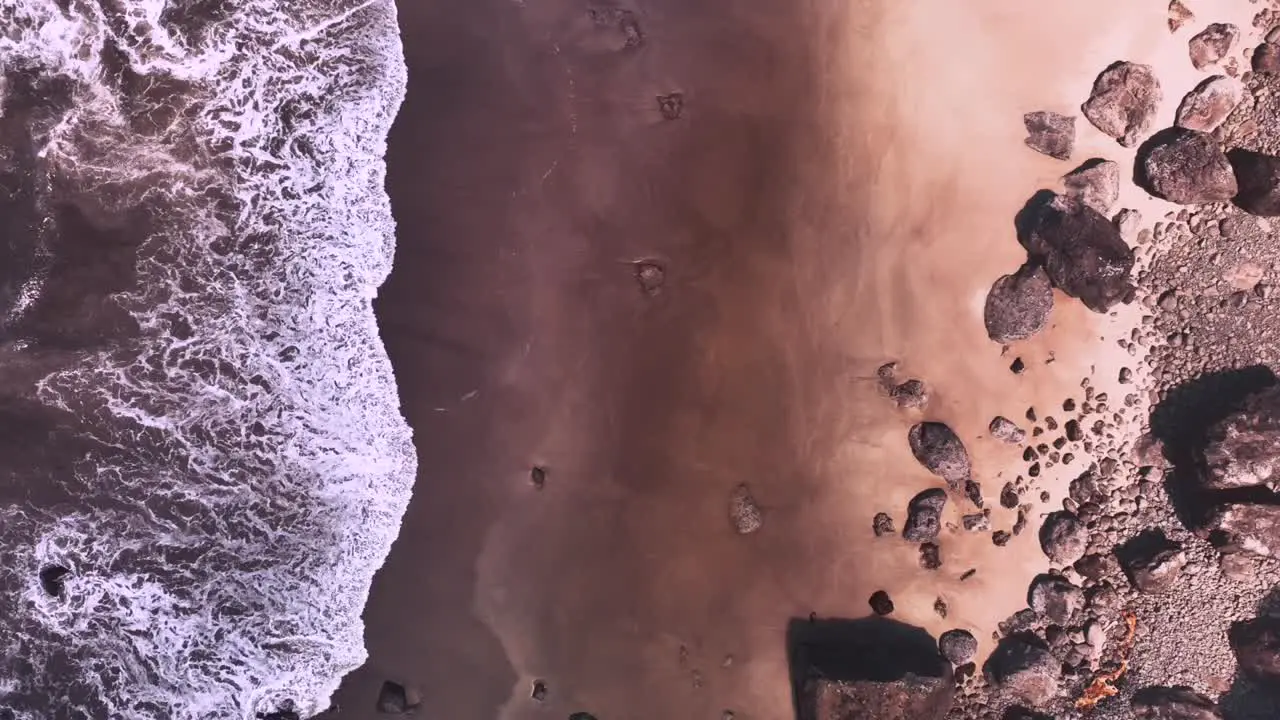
[
  {"left": 377, "top": 681, "right": 419, "bottom": 714},
  {"left": 1018, "top": 194, "right": 1134, "bottom": 313},
  {"left": 869, "top": 590, "right": 895, "bottom": 616},
  {"left": 656, "top": 93, "right": 683, "bottom": 120},
  {"left": 1228, "top": 148, "right": 1280, "bottom": 217},
  {"left": 1001, "top": 483, "right": 1020, "bottom": 509},
  {"left": 1040, "top": 511, "right": 1088, "bottom": 565},
  {"left": 1253, "top": 42, "right": 1280, "bottom": 74},
  {"left": 1198, "top": 385, "right": 1280, "bottom": 491},
  {"left": 728, "top": 484, "right": 763, "bottom": 535},
  {"left": 1136, "top": 128, "right": 1237, "bottom": 205},
  {"left": 1175, "top": 76, "right": 1240, "bottom": 133},
  {"left": 984, "top": 265, "right": 1053, "bottom": 343},
  {"left": 984, "top": 635, "right": 1062, "bottom": 706},
  {"left": 892, "top": 379, "right": 930, "bottom": 409},
  {"left": 873, "top": 512, "right": 896, "bottom": 537},
  {"left": 1206, "top": 503, "right": 1280, "bottom": 557},
  {"left": 634, "top": 261, "right": 665, "bottom": 295},
  {"left": 1132, "top": 685, "right": 1223, "bottom": 719},
  {"left": 939, "top": 629, "right": 978, "bottom": 665},
  {"left": 1010, "top": 357, "right": 1026, "bottom": 374},
  {"left": 993, "top": 530, "right": 1012, "bottom": 546},
  {"left": 920, "top": 542, "right": 942, "bottom": 570},
  {"left": 934, "top": 597, "right": 949, "bottom": 619},
  {"left": 1082, "top": 61, "right": 1162, "bottom": 147},
  {"left": 1168, "top": 0, "right": 1195, "bottom": 32},
  {"left": 1012, "top": 509, "right": 1029, "bottom": 537},
  {"left": 1063, "top": 158, "right": 1120, "bottom": 215},
  {"left": 998, "top": 609, "right": 1039, "bottom": 637},
  {"left": 1188, "top": 24, "right": 1239, "bottom": 70},
  {"left": 1027, "top": 574, "right": 1084, "bottom": 624},
  {"left": 1074, "top": 553, "right": 1116, "bottom": 581},
  {"left": 38, "top": 565, "right": 70, "bottom": 598},
  {"left": 908, "top": 423, "right": 971, "bottom": 486},
  {"left": 1122, "top": 544, "right": 1188, "bottom": 594},
  {"left": 531, "top": 679, "right": 549, "bottom": 701},
  {"left": 990, "top": 416, "right": 1027, "bottom": 444},
  {"left": 1023, "top": 111, "right": 1075, "bottom": 160},
  {"left": 904, "top": 488, "right": 947, "bottom": 542},
  {"left": 965, "top": 479, "right": 984, "bottom": 508},
  {"left": 1229, "top": 616, "right": 1280, "bottom": 683},
  {"left": 1065, "top": 419, "right": 1083, "bottom": 442},
  {"left": 963, "top": 513, "right": 990, "bottom": 532},
  {"left": 1068, "top": 471, "right": 1103, "bottom": 504}
]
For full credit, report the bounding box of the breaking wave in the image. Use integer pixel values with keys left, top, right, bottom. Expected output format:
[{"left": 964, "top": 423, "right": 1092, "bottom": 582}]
[{"left": 0, "top": 0, "right": 414, "bottom": 718}]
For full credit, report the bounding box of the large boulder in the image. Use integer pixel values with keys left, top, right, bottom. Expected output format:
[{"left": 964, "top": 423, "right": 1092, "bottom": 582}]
[
  {"left": 1228, "top": 149, "right": 1280, "bottom": 217},
  {"left": 1199, "top": 385, "right": 1280, "bottom": 492},
  {"left": 1027, "top": 574, "right": 1083, "bottom": 624},
  {"left": 803, "top": 674, "right": 953, "bottom": 720},
  {"left": 1205, "top": 503, "right": 1280, "bottom": 557},
  {"left": 1063, "top": 159, "right": 1120, "bottom": 214},
  {"left": 984, "top": 265, "right": 1053, "bottom": 343},
  {"left": 1175, "top": 76, "right": 1240, "bottom": 133},
  {"left": 903, "top": 488, "right": 948, "bottom": 543},
  {"left": 1136, "top": 128, "right": 1237, "bottom": 205},
  {"left": 1188, "top": 24, "right": 1239, "bottom": 70},
  {"left": 1023, "top": 111, "right": 1075, "bottom": 160},
  {"left": 1039, "top": 511, "right": 1088, "bottom": 565},
  {"left": 1018, "top": 194, "right": 1134, "bottom": 313},
  {"left": 984, "top": 635, "right": 1061, "bottom": 706},
  {"left": 1229, "top": 616, "right": 1280, "bottom": 684},
  {"left": 908, "top": 423, "right": 971, "bottom": 487},
  {"left": 1122, "top": 544, "right": 1188, "bottom": 594},
  {"left": 1082, "top": 61, "right": 1162, "bottom": 147},
  {"left": 1132, "top": 686, "right": 1223, "bottom": 719}
]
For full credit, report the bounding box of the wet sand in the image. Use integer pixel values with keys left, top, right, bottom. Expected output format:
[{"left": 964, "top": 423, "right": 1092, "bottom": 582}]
[{"left": 333, "top": 0, "right": 1224, "bottom": 717}]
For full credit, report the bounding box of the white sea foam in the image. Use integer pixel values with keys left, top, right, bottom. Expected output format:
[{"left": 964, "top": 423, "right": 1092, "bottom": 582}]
[{"left": 0, "top": 0, "right": 414, "bottom": 718}]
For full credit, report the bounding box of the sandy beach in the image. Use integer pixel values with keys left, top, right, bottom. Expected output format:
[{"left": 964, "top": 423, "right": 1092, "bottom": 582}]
[{"left": 332, "top": 0, "right": 1280, "bottom": 718}]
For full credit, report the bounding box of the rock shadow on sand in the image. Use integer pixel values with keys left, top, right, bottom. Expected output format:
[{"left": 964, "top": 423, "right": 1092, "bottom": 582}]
[{"left": 1148, "top": 365, "right": 1279, "bottom": 529}]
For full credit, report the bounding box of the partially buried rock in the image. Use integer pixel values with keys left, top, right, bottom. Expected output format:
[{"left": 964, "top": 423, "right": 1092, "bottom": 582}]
[
  {"left": 984, "top": 635, "right": 1061, "bottom": 706},
  {"left": 1132, "top": 685, "right": 1223, "bottom": 720},
  {"left": 873, "top": 512, "right": 896, "bottom": 537},
  {"left": 377, "top": 681, "right": 419, "bottom": 714},
  {"left": 1027, "top": 574, "right": 1084, "bottom": 624},
  {"left": 1188, "top": 23, "right": 1239, "bottom": 70},
  {"left": 1199, "top": 385, "right": 1280, "bottom": 491},
  {"left": 1136, "top": 128, "right": 1237, "bottom": 205},
  {"left": 919, "top": 542, "right": 942, "bottom": 570},
  {"left": 1039, "top": 511, "right": 1088, "bottom": 565},
  {"left": 1082, "top": 61, "right": 1162, "bottom": 147},
  {"left": 1023, "top": 111, "right": 1075, "bottom": 160},
  {"left": 1228, "top": 149, "right": 1280, "bottom": 217},
  {"left": 801, "top": 666, "right": 953, "bottom": 720},
  {"left": 1121, "top": 541, "right": 1188, "bottom": 594},
  {"left": 990, "top": 417, "right": 1026, "bottom": 444},
  {"left": 1205, "top": 503, "right": 1280, "bottom": 557},
  {"left": 904, "top": 488, "right": 948, "bottom": 543},
  {"left": 1018, "top": 194, "right": 1133, "bottom": 313},
  {"left": 1175, "top": 76, "right": 1240, "bottom": 133},
  {"left": 891, "top": 379, "right": 930, "bottom": 410},
  {"left": 939, "top": 629, "right": 978, "bottom": 665},
  {"left": 728, "top": 484, "right": 763, "bottom": 534},
  {"left": 1229, "top": 616, "right": 1280, "bottom": 683},
  {"left": 908, "top": 422, "right": 971, "bottom": 486},
  {"left": 1063, "top": 159, "right": 1120, "bottom": 215},
  {"left": 984, "top": 265, "right": 1053, "bottom": 343},
  {"left": 1253, "top": 42, "right": 1280, "bottom": 74}
]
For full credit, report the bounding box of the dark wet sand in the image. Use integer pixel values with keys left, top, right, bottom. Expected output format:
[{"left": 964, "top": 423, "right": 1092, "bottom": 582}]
[{"left": 333, "top": 0, "right": 1169, "bottom": 718}]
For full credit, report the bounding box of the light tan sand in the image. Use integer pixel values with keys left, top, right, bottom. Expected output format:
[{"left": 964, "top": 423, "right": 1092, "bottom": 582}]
[{"left": 336, "top": 0, "right": 1271, "bottom": 718}]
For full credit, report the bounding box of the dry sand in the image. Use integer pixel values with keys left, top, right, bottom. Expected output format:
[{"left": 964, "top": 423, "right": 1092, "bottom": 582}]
[{"left": 332, "top": 0, "right": 1271, "bottom": 718}]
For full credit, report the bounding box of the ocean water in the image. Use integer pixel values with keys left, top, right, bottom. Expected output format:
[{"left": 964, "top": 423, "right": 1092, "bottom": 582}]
[{"left": 0, "top": 1, "right": 415, "bottom": 718}]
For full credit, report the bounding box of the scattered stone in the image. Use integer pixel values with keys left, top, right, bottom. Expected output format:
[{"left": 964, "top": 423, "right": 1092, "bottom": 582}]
[
  {"left": 993, "top": 530, "right": 1012, "bottom": 547},
  {"left": 1175, "top": 76, "right": 1241, "bottom": 133},
  {"left": 1027, "top": 574, "right": 1084, "bottom": 624},
  {"left": 656, "top": 92, "right": 684, "bottom": 120},
  {"left": 869, "top": 590, "right": 895, "bottom": 616},
  {"left": 908, "top": 423, "right": 971, "bottom": 486},
  {"left": 963, "top": 512, "right": 990, "bottom": 532},
  {"left": 964, "top": 479, "right": 984, "bottom": 509},
  {"left": 1065, "top": 419, "right": 1084, "bottom": 442},
  {"left": 873, "top": 512, "right": 896, "bottom": 537},
  {"left": 939, "top": 629, "right": 978, "bottom": 665},
  {"left": 801, "top": 660, "right": 953, "bottom": 720},
  {"left": 1082, "top": 61, "right": 1163, "bottom": 147},
  {"left": 904, "top": 488, "right": 947, "bottom": 543},
  {"left": 38, "top": 565, "right": 69, "bottom": 598},
  {"left": 1188, "top": 24, "right": 1239, "bottom": 70},
  {"left": 1013, "top": 509, "right": 1029, "bottom": 537},
  {"left": 1136, "top": 128, "right": 1237, "bottom": 205},
  {"left": 1063, "top": 158, "right": 1120, "bottom": 215},
  {"left": 984, "top": 265, "right": 1054, "bottom": 343},
  {"left": 1121, "top": 539, "right": 1188, "bottom": 594},
  {"left": 1010, "top": 357, "right": 1027, "bottom": 375},
  {"left": 1039, "top": 511, "right": 1088, "bottom": 565},
  {"left": 1119, "top": 366, "right": 1134, "bottom": 384},
  {"left": 1023, "top": 111, "right": 1076, "bottom": 160},
  {"left": 934, "top": 597, "right": 949, "bottom": 619},
  {"left": 1132, "top": 686, "right": 1223, "bottom": 719},
  {"left": 634, "top": 261, "right": 665, "bottom": 295},
  {"left": 960, "top": 568, "right": 976, "bottom": 582},
  {"left": 1198, "top": 385, "right": 1280, "bottom": 492},
  {"left": 984, "top": 635, "right": 1062, "bottom": 706},
  {"left": 531, "top": 679, "right": 549, "bottom": 702},
  {"left": 1229, "top": 616, "right": 1280, "bottom": 683},
  {"left": 990, "top": 416, "right": 1027, "bottom": 444},
  {"left": 920, "top": 542, "right": 942, "bottom": 570},
  {"left": 1168, "top": 0, "right": 1195, "bottom": 32},
  {"left": 1206, "top": 503, "right": 1280, "bottom": 557},
  {"left": 376, "top": 681, "right": 419, "bottom": 714},
  {"left": 728, "top": 484, "right": 763, "bottom": 535},
  {"left": 1227, "top": 148, "right": 1280, "bottom": 217},
  {"left": 529, "top": 465, "right": 547, "bottom": 490},
  {"left": 1019, "top": 194, "right": 1134, "bottom": 313},
  {"left": 1253, "top": 42, "right": 1280, "bottom": 74},
  {"left": 1000, "top": 483, "right": 1020, "bottom": 509},
  {"left": 1074, "top": 553, "right": 1117, "bottom": 581},
  {"left": 891, "top": 379, "right": 930, "bottom": 409}
]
